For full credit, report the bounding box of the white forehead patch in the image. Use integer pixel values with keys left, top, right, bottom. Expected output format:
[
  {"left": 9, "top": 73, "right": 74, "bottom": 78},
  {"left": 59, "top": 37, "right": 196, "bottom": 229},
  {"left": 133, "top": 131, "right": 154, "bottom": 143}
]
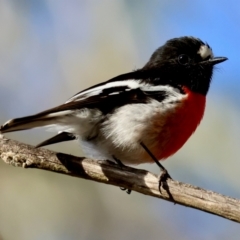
[{"left": 197, "top": 45, "right": 213, "bottom": 59}]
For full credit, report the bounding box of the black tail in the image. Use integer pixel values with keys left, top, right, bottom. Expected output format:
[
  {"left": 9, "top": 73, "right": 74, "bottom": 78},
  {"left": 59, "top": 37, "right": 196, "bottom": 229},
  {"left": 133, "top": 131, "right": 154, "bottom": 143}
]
[
  {"left": 35, "top": 132, "right": 76, "bottom": 148},
  {"left": 0, "top": 113, "right": 61, "bottom": 133}
]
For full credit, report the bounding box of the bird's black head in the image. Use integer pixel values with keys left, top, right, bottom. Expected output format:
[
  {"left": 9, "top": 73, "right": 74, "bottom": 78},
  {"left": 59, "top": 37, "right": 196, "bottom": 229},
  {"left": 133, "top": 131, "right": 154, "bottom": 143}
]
[{"left": 142, "top": 36, "right": 227, "bottom": 95}]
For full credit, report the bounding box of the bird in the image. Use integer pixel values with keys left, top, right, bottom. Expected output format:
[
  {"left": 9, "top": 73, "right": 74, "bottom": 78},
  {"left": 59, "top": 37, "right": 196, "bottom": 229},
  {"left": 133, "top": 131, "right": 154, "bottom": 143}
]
[{"left": 0, "top": 36, "right": 227, "bottom": 189}]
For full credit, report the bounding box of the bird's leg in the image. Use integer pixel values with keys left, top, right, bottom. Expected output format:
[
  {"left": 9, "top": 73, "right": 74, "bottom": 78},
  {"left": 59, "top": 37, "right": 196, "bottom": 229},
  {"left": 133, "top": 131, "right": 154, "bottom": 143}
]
[
  {"left": 112, "top": 156, "right": 132, "bottom": 194},
  {"left": 140, "top": 142, "right": 172, "bottom": 192},
  {"left": 112, "top": 156, "right": 126, "bottom": 168}
]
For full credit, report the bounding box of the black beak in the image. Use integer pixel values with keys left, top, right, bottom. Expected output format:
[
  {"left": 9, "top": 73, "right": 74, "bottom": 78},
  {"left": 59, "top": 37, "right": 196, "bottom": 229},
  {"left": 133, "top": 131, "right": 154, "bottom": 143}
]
[{"left": 203, "top": 57, "right": 228, "bottom": 65}]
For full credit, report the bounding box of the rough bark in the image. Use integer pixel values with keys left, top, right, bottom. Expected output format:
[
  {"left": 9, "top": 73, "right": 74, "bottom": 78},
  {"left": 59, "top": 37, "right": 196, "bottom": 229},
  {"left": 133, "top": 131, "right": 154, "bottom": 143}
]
[{"left": 0, "top": 134, "right": 239, "bottom": 223}]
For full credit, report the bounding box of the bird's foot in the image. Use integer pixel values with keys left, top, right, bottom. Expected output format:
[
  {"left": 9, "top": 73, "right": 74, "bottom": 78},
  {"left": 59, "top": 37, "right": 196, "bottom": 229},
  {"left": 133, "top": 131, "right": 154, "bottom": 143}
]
[
  {"left": 158, "top": 168, "right": 172, "bottom": 193},
  {"left": 112, "top": 156, "right": 132, "bottom": 194}
]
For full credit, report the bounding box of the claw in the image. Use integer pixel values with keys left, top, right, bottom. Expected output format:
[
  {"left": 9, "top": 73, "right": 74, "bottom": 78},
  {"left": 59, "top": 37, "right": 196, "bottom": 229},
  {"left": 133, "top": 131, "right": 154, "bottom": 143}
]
[
  {"left": 112, "top": 156, "right": 132, "bottom": 194},
  {"left": 158, "top": 169, "right": 172, "bottom": 193}
]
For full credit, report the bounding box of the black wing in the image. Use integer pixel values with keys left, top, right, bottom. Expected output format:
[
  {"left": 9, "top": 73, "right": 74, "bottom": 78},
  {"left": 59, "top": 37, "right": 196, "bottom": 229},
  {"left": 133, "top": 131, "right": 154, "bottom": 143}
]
[
  {"left": 67, "top": 67, "right": 168, "bottom": 102},
  {"left": 0, "top": 69, "right": 171, "bottom": 134},
  {"left": 39, "top": 84, "right": 168, "bottom": 116}
]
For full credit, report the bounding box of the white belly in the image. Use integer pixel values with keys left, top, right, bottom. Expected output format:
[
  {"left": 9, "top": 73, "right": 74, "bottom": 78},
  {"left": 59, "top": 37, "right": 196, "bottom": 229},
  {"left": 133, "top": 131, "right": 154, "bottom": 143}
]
[{"left": 79, "top": 99, "right": 183, "bottom": 164}]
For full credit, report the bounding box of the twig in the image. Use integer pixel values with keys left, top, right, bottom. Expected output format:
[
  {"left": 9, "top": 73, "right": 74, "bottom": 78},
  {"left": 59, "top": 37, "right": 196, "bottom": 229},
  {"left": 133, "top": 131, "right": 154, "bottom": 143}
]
[{"left": 0, "top": 135, "right": 239, "bottom": 223}]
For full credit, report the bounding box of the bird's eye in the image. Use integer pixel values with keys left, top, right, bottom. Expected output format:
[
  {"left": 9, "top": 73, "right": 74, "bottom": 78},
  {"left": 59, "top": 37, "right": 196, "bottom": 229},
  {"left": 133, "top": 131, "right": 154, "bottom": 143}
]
[{"left": 178, "top": 54, "right": 190, "bottom": 65}]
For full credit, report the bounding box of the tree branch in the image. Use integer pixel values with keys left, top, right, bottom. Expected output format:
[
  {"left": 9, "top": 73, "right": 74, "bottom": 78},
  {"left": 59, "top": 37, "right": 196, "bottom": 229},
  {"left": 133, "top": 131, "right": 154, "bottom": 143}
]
[{"left": 0, "top": 134, "right": 239, "bottom": 223}]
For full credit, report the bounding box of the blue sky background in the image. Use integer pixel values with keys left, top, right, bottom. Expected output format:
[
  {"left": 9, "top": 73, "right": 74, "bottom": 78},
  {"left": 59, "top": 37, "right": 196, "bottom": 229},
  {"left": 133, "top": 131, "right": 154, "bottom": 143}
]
[{"left": 0, "top": 1, "right": 240, "bottom": 239}]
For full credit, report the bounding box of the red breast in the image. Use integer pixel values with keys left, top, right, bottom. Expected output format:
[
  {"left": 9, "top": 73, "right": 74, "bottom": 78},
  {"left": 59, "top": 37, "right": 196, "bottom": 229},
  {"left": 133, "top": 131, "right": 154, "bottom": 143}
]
[{"left": 155, "top": 87, "right": 206, "bottom": 160}]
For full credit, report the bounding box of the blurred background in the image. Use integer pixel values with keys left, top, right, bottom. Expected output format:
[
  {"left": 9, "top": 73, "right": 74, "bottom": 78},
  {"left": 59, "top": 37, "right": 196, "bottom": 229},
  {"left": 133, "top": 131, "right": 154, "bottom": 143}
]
[{"left": 0, "top": 0, "right": 239, "bottom": 239}]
